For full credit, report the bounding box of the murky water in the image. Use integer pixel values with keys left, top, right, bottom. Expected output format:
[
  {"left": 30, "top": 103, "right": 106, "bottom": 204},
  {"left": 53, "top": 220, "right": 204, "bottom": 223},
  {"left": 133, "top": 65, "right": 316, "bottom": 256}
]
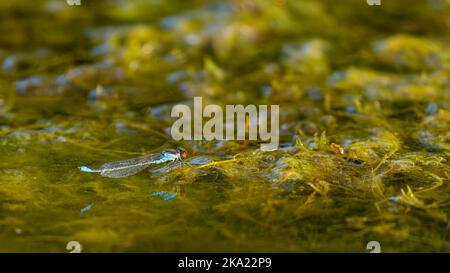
[{"left": 0, "top": 0, "right": 449, "bottom": 252}]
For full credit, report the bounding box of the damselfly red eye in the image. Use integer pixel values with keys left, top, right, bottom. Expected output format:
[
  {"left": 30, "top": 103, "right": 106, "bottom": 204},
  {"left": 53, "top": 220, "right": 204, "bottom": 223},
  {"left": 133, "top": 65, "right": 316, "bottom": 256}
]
[{"left": 181, "top": 150, "right": 187, "bottom": 158}]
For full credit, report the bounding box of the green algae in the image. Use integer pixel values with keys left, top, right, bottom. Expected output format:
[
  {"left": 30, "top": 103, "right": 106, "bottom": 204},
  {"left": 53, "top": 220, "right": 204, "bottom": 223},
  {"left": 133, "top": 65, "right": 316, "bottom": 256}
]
[{"left": 0, "top": 0, "right": 449, "bottom": 253}]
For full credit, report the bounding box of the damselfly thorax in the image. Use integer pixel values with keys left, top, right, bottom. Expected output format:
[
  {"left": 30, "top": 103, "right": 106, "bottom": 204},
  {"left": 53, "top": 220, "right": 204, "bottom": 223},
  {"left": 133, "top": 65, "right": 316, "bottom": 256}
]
[{"left": 79, "top": 148, "right": 187, "bottom": 178}]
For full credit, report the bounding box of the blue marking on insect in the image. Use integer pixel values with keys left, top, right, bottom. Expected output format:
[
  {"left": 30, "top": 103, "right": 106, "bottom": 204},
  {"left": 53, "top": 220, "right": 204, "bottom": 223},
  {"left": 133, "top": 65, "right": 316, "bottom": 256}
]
[
  {"left": 151, "top": 191, "right": 177, "bottom": 201},
  {"left": 150, "top": 152, "right": 179, "bottom": 164},
  {"left": 79, "top": 166, "right": 99, "bottom": 172}
]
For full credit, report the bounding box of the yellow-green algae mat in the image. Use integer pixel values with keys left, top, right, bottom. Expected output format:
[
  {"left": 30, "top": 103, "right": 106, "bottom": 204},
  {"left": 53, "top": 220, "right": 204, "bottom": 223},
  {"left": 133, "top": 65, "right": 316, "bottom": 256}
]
[{"left": 0, "top": 0, "right": 449, "bottom": 252}]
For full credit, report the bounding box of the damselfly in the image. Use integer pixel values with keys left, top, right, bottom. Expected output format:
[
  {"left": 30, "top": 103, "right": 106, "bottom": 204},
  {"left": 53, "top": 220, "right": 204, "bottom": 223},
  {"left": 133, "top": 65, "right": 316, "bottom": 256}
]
[{"left": 79, "top": 148, "right": 187, "bottom": 178}]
